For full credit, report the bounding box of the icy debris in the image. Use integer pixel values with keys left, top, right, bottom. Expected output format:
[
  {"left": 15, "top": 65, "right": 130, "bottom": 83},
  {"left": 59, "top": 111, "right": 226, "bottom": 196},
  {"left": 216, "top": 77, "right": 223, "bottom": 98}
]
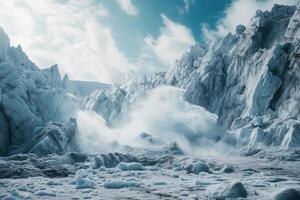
[
  {"left": 163, "top": 142, "right": 184, "bottom": 155},
  {"left": 106, "top": 168, "right": 122, "bottom": 174},
  {"left": 185, "top": 161, "right": 209, "bottom": 174},
  {"left": 194, "top": 179, "right": 211, "bottom": 186},
  {"left": 240, "top": 148, "right": 262, "bottom": 156},
  {"left": 2, "top": 196, "right": 22, "bottom": 200},
  {"left": 98, "top": 166, "right": 106, "bottom": 171},
  {"left": 173, "top": 166, "right": 183, "bottom": 171},
  {"left": 273, "top": 188, "right": 300, "bottom": 200},
  {"left": 117, "top": 162, "right": 145, "bottom": 171},
  {"left": 35, "top": 190, "right": 56, "bottom": 197},
  {"left": 46, "top": 180, "right": 63, "bottom": 186},
  {"left": 153, "top": 181, "right": 167, "bottom": 185},
  {"left": 74, "top": 169, "right": 96, "bottom": 189},
  {"left": 221, "top": 165, "right": 234, "bottom": 173},
  {"left": 103, "top": 178, "right": 142, "bottom": 189},
  {"left": 92, "top": 152, "right": 137, "bottom": 169},
  {"left": 147, "top": 166, "right": 160, "bottom": 171},
  {"left": 17, "top": 185, "right": 29, "bottom": 192},
  {"left": 138, "top": 132, "right": 166, "bottom": 146},
  {"left": 9, "top": 188, "right": 30, "bottom": 199},
  {"left": 210, "top": 182, "right": 248, "bottom": 200},
  {"left": 180, "top": 191, "right": 189, "bottom": 196}
]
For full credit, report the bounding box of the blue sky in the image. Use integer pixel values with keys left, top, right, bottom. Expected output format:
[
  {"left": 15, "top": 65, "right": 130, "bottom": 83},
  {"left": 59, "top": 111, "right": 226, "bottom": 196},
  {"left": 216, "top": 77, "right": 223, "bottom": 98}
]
[
  {"left": 99, "top": 0, "right": 231, "bottom": 58},
  {"left": 0, "top": 0, "right": 297, "bottom": 83}
]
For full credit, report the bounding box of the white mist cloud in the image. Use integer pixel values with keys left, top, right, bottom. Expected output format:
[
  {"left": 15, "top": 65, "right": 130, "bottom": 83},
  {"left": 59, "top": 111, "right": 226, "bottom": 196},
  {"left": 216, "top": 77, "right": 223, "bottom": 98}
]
[
  {"left": 0, "top": 0, "right": 135, "bottom": 83},
  {"left": 202, "top": 0, "right": 298, "bottom": 41},
  {"left": 116, "top": 0, "right": 139, "bottom": 16},
  {"left": 77, "top": 86, "right": 223, "bottom": 154},
  {"left": 144, "top": 14, "right": 196, "bottom": 65}
]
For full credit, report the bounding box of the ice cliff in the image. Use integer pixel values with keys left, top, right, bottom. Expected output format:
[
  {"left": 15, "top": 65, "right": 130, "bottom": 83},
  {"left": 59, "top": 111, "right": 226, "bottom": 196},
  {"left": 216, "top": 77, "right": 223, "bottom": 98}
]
[
  {"left": 85, "top": 3, "right": 300, "bottom": 149},
  {"left": 0, "top": 28, "right": 98, "bottom": 156}
]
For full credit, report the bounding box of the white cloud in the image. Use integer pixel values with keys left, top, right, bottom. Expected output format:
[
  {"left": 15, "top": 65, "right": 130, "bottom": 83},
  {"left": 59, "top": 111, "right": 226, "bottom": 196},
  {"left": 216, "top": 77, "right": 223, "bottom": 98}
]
[
  {"left": 116, "top": 0, "right": 139, "bottom": 16},
  {"left": 0, "top": 0, "right": 135, "bottom": 83},
  {"left": 202, "top": 0, "right": 298, "bottom": 41},
  {"left": 144, "top": 14, "right": 196, "bottom": 65}
]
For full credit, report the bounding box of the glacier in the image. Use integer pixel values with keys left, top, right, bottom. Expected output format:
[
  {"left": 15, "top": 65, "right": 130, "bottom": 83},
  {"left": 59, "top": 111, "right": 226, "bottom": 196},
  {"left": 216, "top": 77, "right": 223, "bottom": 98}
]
[
  {"left": 0, "top": 2, "right": 300, "bottom": 200},
  {"left": 84, "top": 3, "right": 300, "bottom": 150}
]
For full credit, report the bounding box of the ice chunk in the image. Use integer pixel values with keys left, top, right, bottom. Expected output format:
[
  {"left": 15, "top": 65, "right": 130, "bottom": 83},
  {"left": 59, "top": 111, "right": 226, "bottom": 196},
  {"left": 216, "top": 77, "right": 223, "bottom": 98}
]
[
  {"left": 210, "top": 182, "right": 248, "bottom": 200},
  {"left": 74, "top": 169, "right": 96, "bottom": 189},
  {"left": 153, "top": 181, "right": 167, "bottom": 185},
  {"left": 116, "top": 162, "right": 145, "bottom": 171},
  {"left": 185, "top": 161, "right": 209, "bottom": 174},
  {"left": 35, "top": 190, "right": 56, "bottom": 197},
  {"left": 103, "top": 179, "right": 142, "bottom": 189},
  {"left": 221, "top": 165, "right": 234, "bottom": 173},
  {"left": 46, "top": 180, "right": 63, "bottom": 186},
  {"left": 273, "top": 188, "right": 300, "bottom": 200},
  {"left": 9, "top": 188, "right": 30, "bottom": 199},
  {"left": 2, "top": 196, "right": 22, "bottom": 200}
]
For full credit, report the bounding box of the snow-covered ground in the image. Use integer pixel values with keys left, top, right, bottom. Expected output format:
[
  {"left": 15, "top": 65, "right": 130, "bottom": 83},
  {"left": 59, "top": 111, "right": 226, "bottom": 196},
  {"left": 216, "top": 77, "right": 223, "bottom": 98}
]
[{"left": 0, "top": 147, "right": 299, "bottom": 199}]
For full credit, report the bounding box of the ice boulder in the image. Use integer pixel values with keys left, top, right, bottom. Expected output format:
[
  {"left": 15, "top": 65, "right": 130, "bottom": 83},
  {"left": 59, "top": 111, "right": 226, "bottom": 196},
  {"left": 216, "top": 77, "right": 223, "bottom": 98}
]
[
  {"left": 117, "top": 162, "right": 145, "bottom": 171},
  {"left": 273, "top": 188, "right": 300, "bottom": 200},
  {"left": 185, "top": 161, "right": 209, "bottom": 174},
  {"left": 103, "top": 178, "right": 142, "bottom": 189},
  {"left": 210, "top": 182, "right": 248, "bottom": 200},
  {"left": 221, "top": 165, "right": 234, "bottom": 173},
  {"left": 74, "top": 169, "right": 96, "bottom": 189}
]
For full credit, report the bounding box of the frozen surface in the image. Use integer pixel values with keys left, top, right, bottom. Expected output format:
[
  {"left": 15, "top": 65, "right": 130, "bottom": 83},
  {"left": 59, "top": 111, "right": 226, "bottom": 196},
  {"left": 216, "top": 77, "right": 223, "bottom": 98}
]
[{"left": 0, "top": 148, "right": 299, "bottom": 199}]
